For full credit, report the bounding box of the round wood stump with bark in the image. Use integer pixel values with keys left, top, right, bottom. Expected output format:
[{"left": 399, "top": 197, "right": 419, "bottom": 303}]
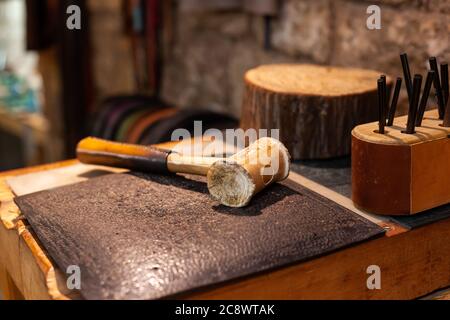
[{"left": 240, "top": 64, "right": 392, "bottom": 159}]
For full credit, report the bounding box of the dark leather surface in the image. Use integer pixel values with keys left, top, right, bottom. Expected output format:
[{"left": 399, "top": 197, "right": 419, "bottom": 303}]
[
  {"left": 15, "top": 172, "right": 384, "bottom": 300},
  {"left": 291, "top": 157, "right": 352, "bottom": 197}
]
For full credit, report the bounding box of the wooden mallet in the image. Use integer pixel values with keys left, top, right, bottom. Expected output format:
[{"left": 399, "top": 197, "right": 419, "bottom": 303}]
[{"left": 77, "top": 137, "right": 291, "bottom": 207}]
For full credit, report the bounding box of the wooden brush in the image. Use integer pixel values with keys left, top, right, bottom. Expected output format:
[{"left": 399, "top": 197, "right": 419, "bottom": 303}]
[{"left": 77, "top": 137, "right": 291, "bottom": 207}]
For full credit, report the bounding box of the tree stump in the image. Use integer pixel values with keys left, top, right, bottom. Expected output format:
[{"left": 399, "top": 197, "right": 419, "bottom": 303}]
[{"left": 240, "top": 64, "right": 391, "bottom": 159}]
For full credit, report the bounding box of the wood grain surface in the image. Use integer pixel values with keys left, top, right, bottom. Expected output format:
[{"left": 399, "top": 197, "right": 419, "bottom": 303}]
[
  {"left": 352, "top": 109, "right": 450, "bottom": 145},
  {"left": 241, "top": 64, "right": 390, "bottom": 159}
]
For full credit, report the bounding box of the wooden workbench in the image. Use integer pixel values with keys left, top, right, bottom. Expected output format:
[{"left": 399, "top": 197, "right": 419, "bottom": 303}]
[{"left": 1, "top": 160, "right": 450, "bottom": 300}]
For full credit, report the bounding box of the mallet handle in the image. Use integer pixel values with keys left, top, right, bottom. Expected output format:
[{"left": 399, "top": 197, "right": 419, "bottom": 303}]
[{"left": 77, "top": 137, "right": 220, "bottom": 176}]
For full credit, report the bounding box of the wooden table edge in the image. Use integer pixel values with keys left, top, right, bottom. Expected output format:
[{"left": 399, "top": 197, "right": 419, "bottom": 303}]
[{"left": 0, "top": 161, "right": 449, "bottom": 300}]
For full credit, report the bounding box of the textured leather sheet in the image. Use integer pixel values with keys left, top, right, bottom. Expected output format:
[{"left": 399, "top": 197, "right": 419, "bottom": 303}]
[{"left": 15, "top": 172, "right": 384, "bottom": 300}]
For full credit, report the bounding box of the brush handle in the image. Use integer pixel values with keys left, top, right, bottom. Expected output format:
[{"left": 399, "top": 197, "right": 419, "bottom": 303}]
[{"left": 77, "top": 137, "right": 221, "bottom": 176}]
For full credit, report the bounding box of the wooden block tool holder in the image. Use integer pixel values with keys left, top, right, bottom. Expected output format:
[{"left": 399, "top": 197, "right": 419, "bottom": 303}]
[{"left": 352, "top": 109, "right": 450, "bottom": 215}]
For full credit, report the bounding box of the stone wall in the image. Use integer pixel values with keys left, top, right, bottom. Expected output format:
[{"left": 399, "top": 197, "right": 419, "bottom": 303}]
[
  {"left": 161, "top": 0, "right": 450, "bottom": 118},
  {"left": 87, "top": 0, "right": 450, "bottom": 118},
  {"left": 88, "top": 0, "right": 135, "bottom": 102}
]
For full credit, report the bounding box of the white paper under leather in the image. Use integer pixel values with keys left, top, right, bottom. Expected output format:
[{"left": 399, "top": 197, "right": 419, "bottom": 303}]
[{"left": 7, "top": 163, "right": 126, "bottom": 196}]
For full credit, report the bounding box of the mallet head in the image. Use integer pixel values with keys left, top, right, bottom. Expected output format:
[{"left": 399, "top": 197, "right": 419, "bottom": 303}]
[{"left": 207, "top": 137, "right": 291, "bottom": 207}]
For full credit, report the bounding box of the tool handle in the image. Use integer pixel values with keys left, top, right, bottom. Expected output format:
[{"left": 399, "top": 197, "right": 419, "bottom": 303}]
[
  {"left": 77, "top": 137, "right": 221, "bottom": 176},
  {"left": 77, "top": 137, "right": 171, "bottom": 173},
  {"left": 167, "top": 153, "right": 220, "bottom": 176}
]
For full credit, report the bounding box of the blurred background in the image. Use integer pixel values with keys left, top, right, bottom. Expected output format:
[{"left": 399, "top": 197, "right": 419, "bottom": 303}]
[{"left": 0, "top": 0, "right": 448, "bottom": 171}]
